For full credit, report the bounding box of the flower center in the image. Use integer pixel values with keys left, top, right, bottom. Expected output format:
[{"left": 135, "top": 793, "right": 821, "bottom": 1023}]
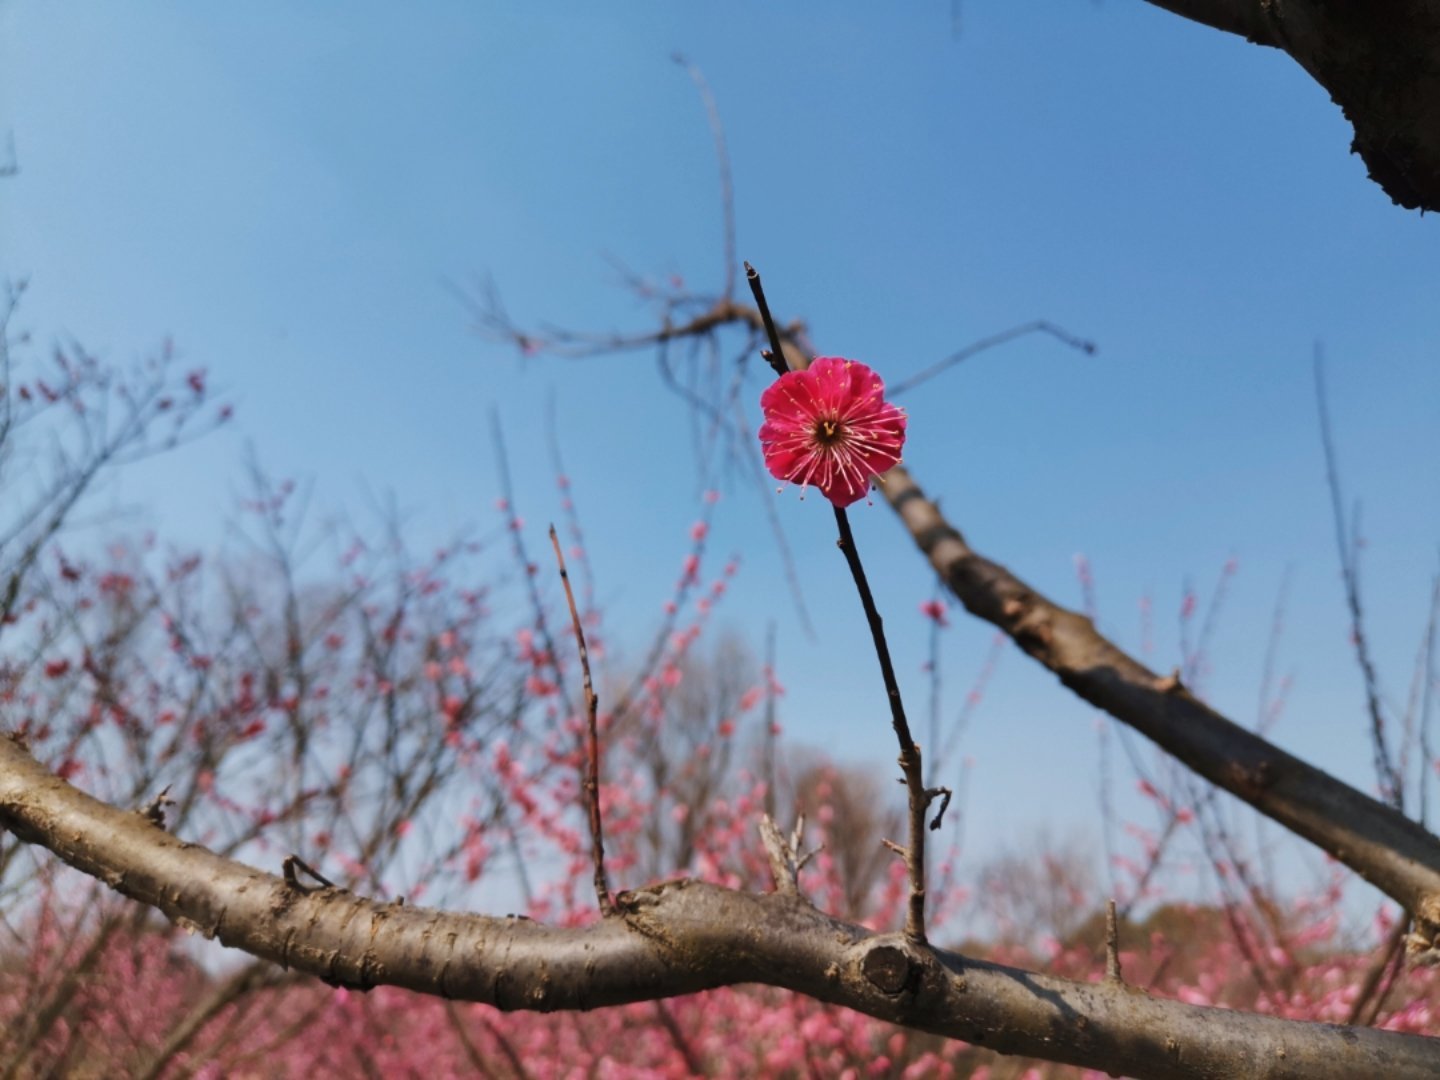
[{"left": 814, "top": 418, "right": 845, "bottom": 446}]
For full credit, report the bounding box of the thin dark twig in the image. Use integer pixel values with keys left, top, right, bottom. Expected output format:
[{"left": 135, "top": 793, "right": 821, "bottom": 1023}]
[
  {"left": 442, "top": 1001, "right": 505, "bottom": 1080},
  {"left": 652, "top": 1000, "right": 705, "bottom": 1076},
  {"left": 925, "top": 785, "right": 953, "bottom": 830},
  {"left": 1361, "top": 922, "right": 1411, "bottom": 1027},
  {"left": 549, "top": 525, "right": 612, "bottom": 914},
  {"left": 925, "top": 588, "right": 944, "bottom": 789},
  {"left": 1347, "top": 915, "right": 1409, "bottom": 1026},
  {"left": 1420, "top": 568, "right": 1439, "bottom": 827},
  {"left": 888, "top": 320, "right": 1095, "bottom": 398},
  {"left": 674, "top": 55, "right": 737, "bottom": 302},
  {"left": 933, "top": 630, "right": 1005, "bottom": 778},
  {"left": 281, "top": 854, "right": 334, "bottom": 892},
  {"left": 545, "top": 392, "right": 596, "bottom": 615},
  {"left": 763, "top": 621, "right": 778, "bottom": 819},
  {"left": 744, "top": 263, "right": 791, "bottom": 377},
  {"left": 1314, "top": 347, "right": 1403, "bottom": 808},
  {"left": 491, "top": 413, "right": 566, "bottom": 695},
  {"left": 1105, "top": 899, "right": 1124, "bottom": 984},
  {"left": 1255, "top": 565, "right": 1293, "bottom": 735},
  {"left": 833, "top": 505, "right": 933, "bottom": 943},
  {"left": 600, "top": 494, "right": 720, "bottom": 732}
]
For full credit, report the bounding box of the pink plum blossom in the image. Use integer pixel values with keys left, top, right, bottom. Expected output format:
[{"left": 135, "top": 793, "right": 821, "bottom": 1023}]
[{"left": 759, "top": 357, "right": 906, "bottom": 507}]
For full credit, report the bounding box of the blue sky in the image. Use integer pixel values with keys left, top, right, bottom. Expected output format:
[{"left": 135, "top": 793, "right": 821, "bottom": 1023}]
[{"left": 3, "top": 2, "right": 1437, "bottom": 906}]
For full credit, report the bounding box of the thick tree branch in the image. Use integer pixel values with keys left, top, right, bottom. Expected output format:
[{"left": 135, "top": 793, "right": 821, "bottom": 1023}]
[
  {"left": 1142, "top": 0, "right": 1281, "bottom": 45},
  {"left": 877, "top": 464, "right": 1440, "bottom": 934},
  {"left": 1142, "top": 0, "right": 1440, "bottom": 212},
  {"left": 3, "top": 735, "right": 1439, "bottom": 1078}
]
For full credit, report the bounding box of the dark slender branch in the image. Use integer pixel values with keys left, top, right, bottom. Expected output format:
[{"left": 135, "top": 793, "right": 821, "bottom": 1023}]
[
  {"left": 491, "top": 413, "right": 567, "bottom": 697},
  {"left": 545, "top": 392, "right": 596, "bottom": 615},
  {"left": 674, "top": 56, "right": 737, "bottom": 303},
  {"left": 1314, "top": 349, "right": 1403, "bottom": 808},
  {"left": 831, "top": 506, "right": 932, "bottom": 943},
  {"left": 549, "top": 525, "right": 612, "bottom": 914},
  {"left": 281, "top": 854, "right": 335, "bottom": 892},
  {"left": 1421, "top": 569, "right": 1440, "bottom": 827},
  {"left": 131, "top": 961, "right": 278, "bottom": 1080},
  {"left": 925, "top": 591, "right": 944, "bottom": 789},
  {"left": 762, "top": 621, "right": 778, "bottom": 819},
  {"left": 652, "top": 1000, "right": 705, "bottom": 1076},
  {"left": 743, "top": 263, "right": 790, "bottom": 378},
  {"left": 443, "top": 1001, "right": 506, "bottom": 1080},
  {"left": 1347, "top": 915, "right": 1409, "bottom": 1026},
  {"left": 887, "top": 320, "right": 1095, "bottom": 398},
  {"left": 1105, "top": 899, "right": 1123, "bottom": 984}
]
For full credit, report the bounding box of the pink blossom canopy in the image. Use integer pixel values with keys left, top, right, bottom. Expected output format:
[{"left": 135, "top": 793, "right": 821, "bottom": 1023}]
[{"left": 758, "top": 357, "right": 907, "bottom": 508}]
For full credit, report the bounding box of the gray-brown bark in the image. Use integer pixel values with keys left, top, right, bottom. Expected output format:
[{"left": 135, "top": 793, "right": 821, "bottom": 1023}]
[
  {"left": 3, "top": 733, "right": 1439, "bottom": 1078},
  {"left": 877, "top": 462, "right": 1440, "bottom": 940},
  {"left": 1143, "top": 0, "right": 1440, "bottom": 212}
]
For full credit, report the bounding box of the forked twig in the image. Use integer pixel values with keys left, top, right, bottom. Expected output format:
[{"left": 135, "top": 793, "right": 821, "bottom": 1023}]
[{"left": 758, "top": 813, "right": 820, "bottom": 895}]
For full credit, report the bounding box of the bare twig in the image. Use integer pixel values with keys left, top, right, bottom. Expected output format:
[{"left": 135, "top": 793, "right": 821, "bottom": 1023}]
[
  {"left": 281, "top": 854, "right": 334, "bottom": 892},
  {"left": 1348, "top": 915, "right": 1409, "bottom": 1026},
  {"left": 759, "top": 812, "right": 818, "bottom": 894},
  {"left": 442, "top": 1001, "right": 506, "bottom": 1080},
  {"left": 136, "top": 785, "right": 175, "bottom": 830},
  {"left": 544, "top": 392, "right": 596, "bottom": 615},
  {"left": 762, "top": 621, "right": 778, "bottom": 819},
  {"left": 673, "top": 55, "right": 737, "bottom": 303},
  {"left": 743, "top": 264, "right": 791, "bottom": 379},
  {"left": 491, "top": 416, "right": 565, "bottom": 678},
  {"left": 1255, "top": 566, "right": 1294, "bottom": 736},
  {"left": 549, "top": 525, "right": 612, "bottom": 914},
  {"left": 1105, "top": 899, "right": 1124, "bottom": 984},
  {"left": 1421, "top": 569, "right": 1440, "bottom": 826},
  {"left": 833, "top": 500, "right": 935, "bottom": 943},
  {"left": 887, "top": 320, "right": 1095, "bottom": 398},
  {"left": 1315, "top": 347, "right": 1403, "bottom": 808},
  {"left": 652, "top": 1000, "right": 705, "bottom": 1077}
]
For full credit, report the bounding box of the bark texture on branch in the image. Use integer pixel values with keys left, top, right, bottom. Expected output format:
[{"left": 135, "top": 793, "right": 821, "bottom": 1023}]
[
  {"left": 878, "top": 464, "right": 1440, "bottom": 933},
  {"left": 1144, "top": 0, "right": 1440, "bottom": 212},
  {"left": 3, "top": 734, "right": 1439, "bottom": 1078}
]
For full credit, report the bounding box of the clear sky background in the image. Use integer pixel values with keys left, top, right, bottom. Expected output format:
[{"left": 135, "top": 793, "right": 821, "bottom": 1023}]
[{"left": 3, "top": 2, "right": 1437, "bottom": 911}]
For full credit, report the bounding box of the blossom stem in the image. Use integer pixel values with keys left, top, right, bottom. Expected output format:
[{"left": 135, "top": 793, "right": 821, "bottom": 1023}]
[{"left": 832, "top": 504, "right": 931, "bottom": 944}]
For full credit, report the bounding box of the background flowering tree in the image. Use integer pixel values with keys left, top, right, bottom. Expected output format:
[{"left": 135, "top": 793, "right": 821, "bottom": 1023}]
[
  {"left": 3, "top": 254, "right": 1440, "bottom": 1076},
  {"left": 3, "top": 8, "right": 1440, "bottom": 1077}
]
